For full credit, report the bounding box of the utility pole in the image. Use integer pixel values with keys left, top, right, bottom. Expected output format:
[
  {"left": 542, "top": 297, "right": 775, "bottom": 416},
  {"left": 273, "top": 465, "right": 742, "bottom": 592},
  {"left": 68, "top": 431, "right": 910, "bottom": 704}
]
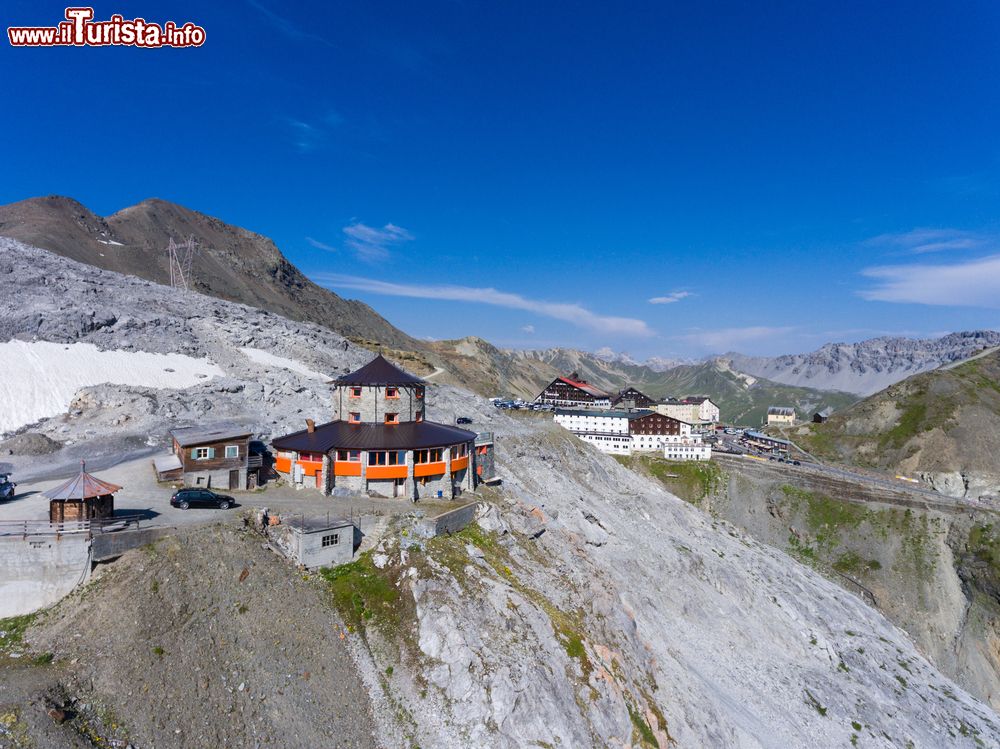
[{"left": 166, "top": 236, "right": 198, "bottom": 291}]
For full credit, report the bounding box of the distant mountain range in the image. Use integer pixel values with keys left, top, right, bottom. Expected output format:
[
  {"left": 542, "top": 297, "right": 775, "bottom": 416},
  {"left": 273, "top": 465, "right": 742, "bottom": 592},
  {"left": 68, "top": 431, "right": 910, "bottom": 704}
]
[
  {"left": 3, "top": 194, "right": 996, "bottom": 427},
  {"left": 724, "top": 331, "right": 1000, "bottom": 396}
]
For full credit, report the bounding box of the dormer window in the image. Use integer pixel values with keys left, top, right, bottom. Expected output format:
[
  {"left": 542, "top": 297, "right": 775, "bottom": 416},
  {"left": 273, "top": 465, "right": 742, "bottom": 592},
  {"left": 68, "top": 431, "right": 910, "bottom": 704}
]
[
  {"left": 385, "top": 412, "right": 399, "bottom": 425},
  {"left": 349, "top": 412, "right": 361, "bottom": 423},
  {"left": 350, "top": 387, "right": 362, "bottom": 398},
  {"left": 386, "top": 387, "right": 399, "bottom": 399}
]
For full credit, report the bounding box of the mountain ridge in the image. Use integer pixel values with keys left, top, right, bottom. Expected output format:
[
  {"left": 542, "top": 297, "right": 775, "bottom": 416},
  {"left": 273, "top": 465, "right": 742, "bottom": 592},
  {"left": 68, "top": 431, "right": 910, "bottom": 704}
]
[
  {"left": 0, "top": 195, "right": 418, "bottom": 349},
  {"left": 725, "top": 331, "right": 1000, "bottom": 395}
]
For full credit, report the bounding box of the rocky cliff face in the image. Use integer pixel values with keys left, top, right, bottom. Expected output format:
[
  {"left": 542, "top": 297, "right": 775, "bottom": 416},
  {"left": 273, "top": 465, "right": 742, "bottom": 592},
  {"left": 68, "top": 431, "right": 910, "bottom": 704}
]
[
  {"left": 725, "top": 331, "right": 1000, "bottom": 396},
  {"left": 636, "top": 454, "right": 1000, "bottom": 712},
  {"left": 2, "top": 240, "right": 1000, "bottom": 747}
]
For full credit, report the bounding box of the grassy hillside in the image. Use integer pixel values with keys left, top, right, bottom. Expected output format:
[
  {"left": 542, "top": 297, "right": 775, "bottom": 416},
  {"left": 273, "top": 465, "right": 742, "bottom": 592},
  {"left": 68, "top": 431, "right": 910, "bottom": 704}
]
[{"left": 793, "top": 349, "right": 1000, "bottom": 491}]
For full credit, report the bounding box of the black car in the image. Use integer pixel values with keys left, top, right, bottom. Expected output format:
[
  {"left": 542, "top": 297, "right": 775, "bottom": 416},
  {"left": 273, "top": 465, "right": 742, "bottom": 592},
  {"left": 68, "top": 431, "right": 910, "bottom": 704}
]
[
  {"left": 170, "top": 488, "right": 234, "bottom": 510},
  {"left": 456, "top": 416, "right": 473, "bottom": 424}
]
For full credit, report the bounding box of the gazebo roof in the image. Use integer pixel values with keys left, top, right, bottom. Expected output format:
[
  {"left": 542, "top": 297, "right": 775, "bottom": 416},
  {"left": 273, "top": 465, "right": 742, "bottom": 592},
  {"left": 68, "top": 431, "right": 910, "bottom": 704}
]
[{"left": 43, "top": 461, "right": 122, "bottom": 501}]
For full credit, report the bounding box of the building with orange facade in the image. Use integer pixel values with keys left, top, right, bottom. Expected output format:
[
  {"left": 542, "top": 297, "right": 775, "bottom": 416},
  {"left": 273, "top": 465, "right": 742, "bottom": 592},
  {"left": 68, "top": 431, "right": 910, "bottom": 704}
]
[{"left": 271, "top": 355, "right": 482, "bottom": 499}]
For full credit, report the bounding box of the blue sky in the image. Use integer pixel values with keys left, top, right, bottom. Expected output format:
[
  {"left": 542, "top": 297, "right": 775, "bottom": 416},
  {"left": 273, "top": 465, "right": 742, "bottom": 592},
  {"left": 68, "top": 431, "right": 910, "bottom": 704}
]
[{"left": 3, "top": 1, "right": 1000, "bottom": 359}]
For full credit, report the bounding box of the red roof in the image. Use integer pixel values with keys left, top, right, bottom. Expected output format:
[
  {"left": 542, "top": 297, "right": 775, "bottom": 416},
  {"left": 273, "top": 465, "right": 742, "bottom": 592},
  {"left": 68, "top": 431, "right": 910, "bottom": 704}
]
[
  {"left": 557, "top": 377, "right": 610, "bottom": 398},
  {"left": 43, "top": 461, "right": 121, "bottom": 501}
]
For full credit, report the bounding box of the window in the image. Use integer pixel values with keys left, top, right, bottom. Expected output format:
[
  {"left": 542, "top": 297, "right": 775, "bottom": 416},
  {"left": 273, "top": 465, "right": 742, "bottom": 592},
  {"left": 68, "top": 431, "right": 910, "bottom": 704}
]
[
  {"left": 350, "top": 387, "right": 362, "bottom": 398},
  {"left": 415, "top": 387, "right": 424, "bottom": 400},
  {"left": 452, "top": 443, "right": 467, "bottom": 458},
  {"left": 300, "top": 451, "right": 323, "bottom": 462},
  {"left": 336, "top": 450, "right": 361, "bottom": 462},
  {"left": 368, "top": 451, "right": 405, "bottom": 466},
  {"left": 349, "top": 412, "right": 361, "bottom": 423},
  {"left": 385, "top": 386, "right": 399, "bottom": 399},
  {"left": 415, "top": 410, "right": 423, "bottom": 422},
  {"left": 415, "top": 448, "right": 443, "bottom": 464},
  {"left": 193, "top": 447, "right": 213, "bottom": 460},
  {"left": 224, "top": 445, "right": 239, "bottom": 459},
  {"left": 322, "top": 533, "right": 340, "bottom": 547},
  {"left": 385, "top": 412, "right": 399, "bottom": 424}
]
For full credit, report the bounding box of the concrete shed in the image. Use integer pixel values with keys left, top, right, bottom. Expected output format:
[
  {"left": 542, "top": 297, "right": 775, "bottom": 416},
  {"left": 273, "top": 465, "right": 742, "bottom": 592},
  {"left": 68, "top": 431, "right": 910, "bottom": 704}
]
[{"left": 274, "top": 517, "right": 357, "bottom": 569}]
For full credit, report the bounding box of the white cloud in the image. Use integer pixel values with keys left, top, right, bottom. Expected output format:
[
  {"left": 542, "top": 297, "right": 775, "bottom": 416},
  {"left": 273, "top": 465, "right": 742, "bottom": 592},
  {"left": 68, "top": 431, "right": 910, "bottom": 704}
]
[
  {"left": 314, "top": 274, "right": 654, "bottom": 337},
  {"left": 860, "top": 254, "right": 1000, "bottom": 308},
  {"left": 649, "top": 291, "right": 693, "bottom": 305},
  {"left": 675, "top": 326, "right": 797, "bottom": 352},
  {"left": 521, "top": 324, "right": 535, "bottom": 334},
  {"left": 342, "top": 222, "right": 414, "bottom": 262},
  {"left": 305, "top": 236, "right": 336, "bottom": 252},
  {"left": 865, "top": 228, "right": 984, "bottom": 255}
]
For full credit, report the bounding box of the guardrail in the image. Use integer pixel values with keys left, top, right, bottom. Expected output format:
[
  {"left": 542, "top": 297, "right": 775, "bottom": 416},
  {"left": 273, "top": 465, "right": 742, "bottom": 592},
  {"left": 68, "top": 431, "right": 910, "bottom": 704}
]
[{"left": 0, "top": 514, "right": 144, "bottom": 539}]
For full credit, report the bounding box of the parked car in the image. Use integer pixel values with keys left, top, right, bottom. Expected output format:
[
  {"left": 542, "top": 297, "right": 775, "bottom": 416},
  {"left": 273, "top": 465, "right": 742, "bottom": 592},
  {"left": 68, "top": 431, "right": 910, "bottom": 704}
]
[
  {"left": 0, "top": 473, "right": 16, "bottom": 501},
  {"left": 456, "top": 416, "right": 473, "bottom": 424},
  {"left": 170, "top": 488, "right": 234, "bottom": 510}
]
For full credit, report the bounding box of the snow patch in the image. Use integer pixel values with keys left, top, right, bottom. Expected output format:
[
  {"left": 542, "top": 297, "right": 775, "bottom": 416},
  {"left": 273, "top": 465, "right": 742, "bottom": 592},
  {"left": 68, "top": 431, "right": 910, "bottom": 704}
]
[
  {"left": 97, "top": 239, "right": 124, "bottom": 246},
  {"left": 238, "top": 347, "right": 328, "bottom": 380},
  {"left": 0, "top": 340, "right": 223, "bottom": 435}
]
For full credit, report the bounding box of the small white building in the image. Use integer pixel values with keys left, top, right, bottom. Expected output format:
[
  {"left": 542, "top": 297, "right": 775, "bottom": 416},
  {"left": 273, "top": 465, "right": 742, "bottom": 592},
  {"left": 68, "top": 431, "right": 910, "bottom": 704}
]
[
  {"left": 766, "top": 406, "right": 796, "bottom": 426},
  {"left": 662, "top": 433, "right": 712, "bottom": 461}
]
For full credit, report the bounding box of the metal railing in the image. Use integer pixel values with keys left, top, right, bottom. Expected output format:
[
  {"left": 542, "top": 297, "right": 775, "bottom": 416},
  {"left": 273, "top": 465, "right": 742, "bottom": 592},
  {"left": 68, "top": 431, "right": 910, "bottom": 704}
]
[{"left": 0, "top": 514, "right": 144, "bottom": 539}]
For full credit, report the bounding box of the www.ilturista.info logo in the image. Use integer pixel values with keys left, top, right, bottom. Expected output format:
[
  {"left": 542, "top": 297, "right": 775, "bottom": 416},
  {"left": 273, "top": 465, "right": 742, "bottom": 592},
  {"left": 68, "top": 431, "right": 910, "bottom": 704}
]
[{"left": 8, "top": 7, "right": 205, "bottom": 48}]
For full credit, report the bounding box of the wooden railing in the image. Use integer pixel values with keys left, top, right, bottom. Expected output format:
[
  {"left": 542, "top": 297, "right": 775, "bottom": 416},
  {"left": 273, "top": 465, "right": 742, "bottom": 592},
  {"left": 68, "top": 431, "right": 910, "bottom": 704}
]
[{"left": 0, "top": 514, "right": 143, "bottom": 539}]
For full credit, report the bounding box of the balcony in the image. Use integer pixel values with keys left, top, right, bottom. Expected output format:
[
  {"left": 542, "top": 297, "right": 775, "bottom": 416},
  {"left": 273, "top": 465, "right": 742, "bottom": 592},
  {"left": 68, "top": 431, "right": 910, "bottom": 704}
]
[
  {"left": 414, "top": 461, "right": 446, "bottom": 477},
  {"left": 367, "top": 465, "right": 408, "bottom": 479}
]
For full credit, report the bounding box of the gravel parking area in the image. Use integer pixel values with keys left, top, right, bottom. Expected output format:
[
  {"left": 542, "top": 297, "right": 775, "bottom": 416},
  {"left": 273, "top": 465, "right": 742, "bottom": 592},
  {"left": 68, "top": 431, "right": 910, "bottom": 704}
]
[{"left": 0, "top": 455, "right": 471, "bottom": 528}]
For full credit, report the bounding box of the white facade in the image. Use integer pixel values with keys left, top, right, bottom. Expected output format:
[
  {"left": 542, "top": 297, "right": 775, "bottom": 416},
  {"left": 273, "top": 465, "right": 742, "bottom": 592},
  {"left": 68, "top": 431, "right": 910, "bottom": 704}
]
[
  {"left": 697, "top": 399, "right": 721, "bottom": 423},
  {"left": 554, "top": 409, "right": 640, "bottom": 455},
  {"left": 663, "top": 434, "right": 712, "bottom": 460},
  {"left": 553, "top": 410, "right": 631, "bottom": 435},
  {"left": 577, "top": 432, "right": 633, "bottom": 455},
  {"left": 662, "top": 429, "right": 711, "bottom": 461},
  {"left": 655, "top": 399, "right": 720, "bottom": 425}
]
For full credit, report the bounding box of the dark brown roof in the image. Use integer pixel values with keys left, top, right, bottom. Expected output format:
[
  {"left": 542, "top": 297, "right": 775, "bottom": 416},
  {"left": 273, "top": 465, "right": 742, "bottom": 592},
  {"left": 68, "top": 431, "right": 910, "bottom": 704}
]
[
  {"left": 335, "top": 355, "right": 425, "bottom": 386},
  {"left": 43, "top": 461, "right": 121, "bottom": 501},
  {"left": 171, "top": 424, "right": 253, "bottom": 447},
  {"left": 271, "top": 420, "right": 475, "bottom": 453}
]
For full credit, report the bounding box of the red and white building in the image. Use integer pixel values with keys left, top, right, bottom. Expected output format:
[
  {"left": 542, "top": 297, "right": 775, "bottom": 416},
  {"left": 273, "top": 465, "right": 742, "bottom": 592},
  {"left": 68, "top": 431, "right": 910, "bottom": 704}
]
[
  {"left": 554, "top": 408, "right": 710, "bottom": 459},
  {"left": 535, "top": 373, "right": 612, "bottom": 409}
]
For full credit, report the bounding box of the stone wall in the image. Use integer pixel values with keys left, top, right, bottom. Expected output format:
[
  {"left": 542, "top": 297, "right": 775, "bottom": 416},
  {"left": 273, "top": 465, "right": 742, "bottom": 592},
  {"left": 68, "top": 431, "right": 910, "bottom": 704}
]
[
  {"left": 0, "top": 533, "right": 91, "bottom": 617},
  {"left": 414, "top": 502, "right": 478, "bottom": 539},
  {"left": 332, "top": 383, "right": 423, "bottom": 423}
]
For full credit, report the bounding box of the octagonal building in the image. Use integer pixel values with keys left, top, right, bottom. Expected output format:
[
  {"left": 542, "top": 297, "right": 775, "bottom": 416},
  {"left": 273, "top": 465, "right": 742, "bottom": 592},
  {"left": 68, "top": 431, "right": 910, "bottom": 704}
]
[{"left": 271, "top": 355, "right": 478, "bottom": 499}]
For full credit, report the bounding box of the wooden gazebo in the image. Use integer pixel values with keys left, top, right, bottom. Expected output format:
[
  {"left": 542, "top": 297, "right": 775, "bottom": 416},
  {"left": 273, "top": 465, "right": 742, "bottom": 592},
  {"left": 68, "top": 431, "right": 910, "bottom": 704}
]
[{"left": 44, "top": 460, "right": 121, "bottom": 523}]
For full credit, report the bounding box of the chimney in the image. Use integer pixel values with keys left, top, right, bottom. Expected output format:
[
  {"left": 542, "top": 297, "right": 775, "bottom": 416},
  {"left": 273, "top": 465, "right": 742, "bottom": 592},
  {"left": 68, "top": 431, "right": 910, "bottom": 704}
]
[{"left": 306, "top": 418, "right": 315, "bottom": 433}]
